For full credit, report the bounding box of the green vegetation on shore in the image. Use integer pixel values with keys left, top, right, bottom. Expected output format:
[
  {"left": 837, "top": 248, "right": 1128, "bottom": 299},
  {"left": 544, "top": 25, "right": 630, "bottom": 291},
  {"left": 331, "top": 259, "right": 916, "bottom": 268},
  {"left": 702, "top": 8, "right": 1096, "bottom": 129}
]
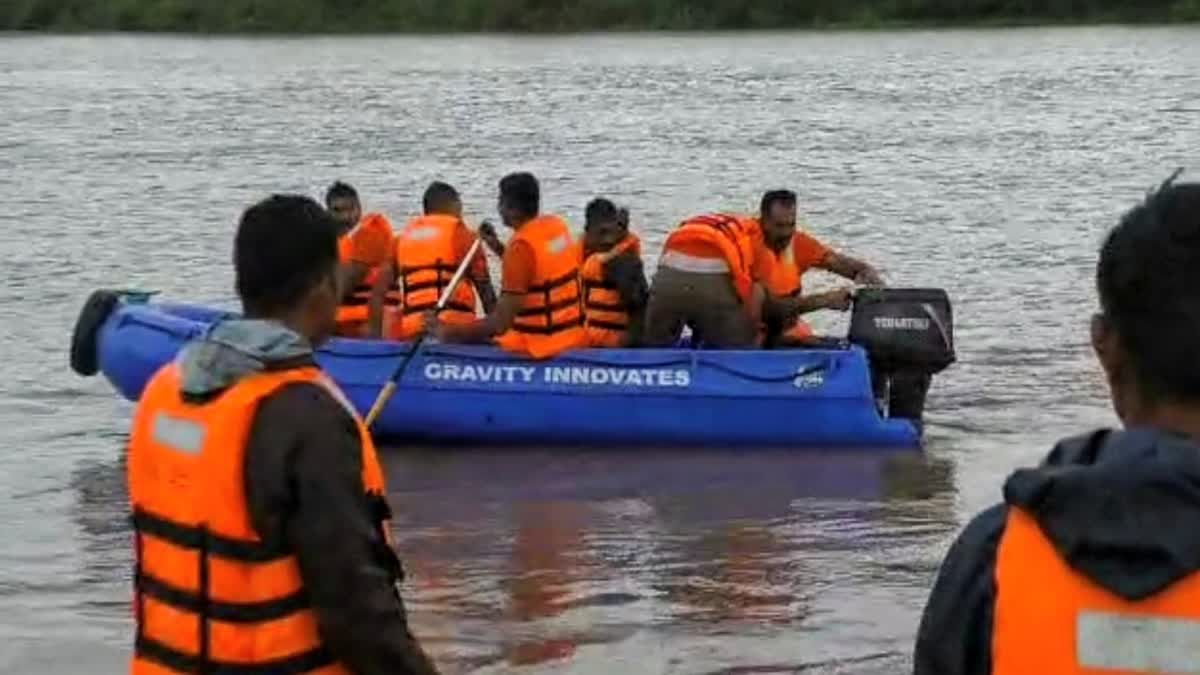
[{"left": 4, "top": 0, "right": 1199, "bottom": 33}]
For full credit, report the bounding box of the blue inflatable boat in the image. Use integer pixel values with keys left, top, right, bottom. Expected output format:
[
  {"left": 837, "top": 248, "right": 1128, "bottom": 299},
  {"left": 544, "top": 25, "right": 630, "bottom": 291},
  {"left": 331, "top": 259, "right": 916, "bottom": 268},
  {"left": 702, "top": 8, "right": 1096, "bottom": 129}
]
[{"left": 71, "top": 290, "right": 954, "bottom": 449}]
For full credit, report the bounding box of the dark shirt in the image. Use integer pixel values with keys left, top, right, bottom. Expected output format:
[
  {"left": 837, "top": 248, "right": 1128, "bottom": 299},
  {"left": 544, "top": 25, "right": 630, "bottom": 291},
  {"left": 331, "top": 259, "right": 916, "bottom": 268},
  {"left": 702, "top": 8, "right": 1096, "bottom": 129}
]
[
  {"left": 244, "top": 383, "right": 439, "bottom": 675},
  {"left": 602, "top": 249, "right": 649, "bottom": 345},
  {"left": 914, "top": 428, "right": 1200, "bottom": 675}
]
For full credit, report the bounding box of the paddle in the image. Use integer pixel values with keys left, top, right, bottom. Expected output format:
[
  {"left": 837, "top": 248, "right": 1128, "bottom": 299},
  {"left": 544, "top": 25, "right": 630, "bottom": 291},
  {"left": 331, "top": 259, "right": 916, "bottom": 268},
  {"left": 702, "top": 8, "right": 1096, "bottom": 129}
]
[{"left": 363, "top": 236, "right": 485, "bottom": 428}]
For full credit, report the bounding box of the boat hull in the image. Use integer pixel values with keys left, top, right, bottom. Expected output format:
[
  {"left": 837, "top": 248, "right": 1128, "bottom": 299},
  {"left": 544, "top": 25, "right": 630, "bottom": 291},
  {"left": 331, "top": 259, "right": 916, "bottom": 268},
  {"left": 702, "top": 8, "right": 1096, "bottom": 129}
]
[{"left": 93, "top": 300, "right": 920, "bottom": 448}]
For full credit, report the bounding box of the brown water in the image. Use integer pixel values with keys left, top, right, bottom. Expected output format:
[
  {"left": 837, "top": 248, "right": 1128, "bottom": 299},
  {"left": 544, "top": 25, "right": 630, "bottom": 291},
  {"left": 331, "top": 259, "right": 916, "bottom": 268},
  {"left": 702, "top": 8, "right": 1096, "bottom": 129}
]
[{"left": 2, "top": 27, "right": 1199, "bottom": 674}]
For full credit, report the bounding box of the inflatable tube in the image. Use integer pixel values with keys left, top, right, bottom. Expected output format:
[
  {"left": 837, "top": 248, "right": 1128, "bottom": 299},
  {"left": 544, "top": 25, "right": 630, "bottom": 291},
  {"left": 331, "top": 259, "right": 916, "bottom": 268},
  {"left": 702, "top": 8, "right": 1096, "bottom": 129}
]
[
  {"left": 69, "top": 289, "right": 122, "bottom": 376},
  {"left": 80, "top": 297, "right": 922, "bottom": 449}
]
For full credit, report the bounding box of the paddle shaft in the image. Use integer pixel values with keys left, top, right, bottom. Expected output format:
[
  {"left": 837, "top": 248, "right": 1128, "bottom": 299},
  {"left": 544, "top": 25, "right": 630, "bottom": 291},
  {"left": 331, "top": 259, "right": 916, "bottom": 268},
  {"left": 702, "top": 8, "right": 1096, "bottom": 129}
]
[{"left": 364, "top": 237, "right": 484, "bottom": 428}]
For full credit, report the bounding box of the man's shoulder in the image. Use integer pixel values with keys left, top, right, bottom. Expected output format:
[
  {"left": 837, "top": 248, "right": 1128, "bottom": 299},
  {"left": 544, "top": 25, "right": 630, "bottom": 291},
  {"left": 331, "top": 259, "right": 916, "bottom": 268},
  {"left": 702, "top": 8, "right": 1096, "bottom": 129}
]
[
  {"left": 503, "top": 238, "right": 535, "bottom": 263},
  {"left": 606, "top": 248, "right": 645, "bottom": 274},
  {"left": 360, "top": 211, "right": 395, "bottom": 232},
  {"left": 254, "top": 380, "right": 358, "bottom": 437},
  {"left": 943, "top": 503, "right": 1010, "bottom": 570}
]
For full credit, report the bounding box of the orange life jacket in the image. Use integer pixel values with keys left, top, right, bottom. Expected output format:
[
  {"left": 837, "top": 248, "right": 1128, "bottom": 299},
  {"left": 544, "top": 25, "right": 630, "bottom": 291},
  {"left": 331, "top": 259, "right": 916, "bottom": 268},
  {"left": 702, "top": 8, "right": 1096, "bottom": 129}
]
[
  {"left": 992, "top": 507, "right": 1200, "bottom": 675},
  {"left": 763, "top": 234, "right": 813, "bottom": 342},
  {"left": 580, "top": 233, "right": 642, "bottom": 348},
  {"left": 496, "top": 215, "right": 585, "bottom": 359},
  {"left": 662, "top": 214, "right": 757, "bottom": 304},
  {"left": 388, "top": 214, "right": 479, "bottom": 341},
  {"left": 336, "top": 214, "right": 399, "bottom": 336},
  {"left": 127, "top": 362, "right": 394, "bottom": 675}
]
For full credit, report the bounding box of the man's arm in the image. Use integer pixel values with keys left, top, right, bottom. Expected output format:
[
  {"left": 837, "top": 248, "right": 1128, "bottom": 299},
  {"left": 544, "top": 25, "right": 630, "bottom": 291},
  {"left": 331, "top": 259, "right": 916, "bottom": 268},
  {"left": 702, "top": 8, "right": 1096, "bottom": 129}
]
[
  {"left": 607, "top": 252, "right": 649, "bottom": 312},
  {"left": 475, "top": 277, "right": 498, "bottom": 315},
  {"left": 773, "top": 288, "right": 853, "bottom": 319},
  {"left": 478, "top": 220, "right": 505, "bottom": 257},
  {"left": 820, "top": 250, "right": 884, "bottom": 285},
  {"left": 438, "top": 292, "right": 520, "bottom": 344},
  {"left": 244, "top": 384, "right": 439, "bottom": 675},
  {"left": 340, "top": 216, "right": 395, "bottom": 301},
  {"left": 367, "top": 263, "right": 397, "bottom": 338},
  {"left": 337, "top": 261, "right": 370, "bottom": 302},
  {"left": 606, "top": 253, "right": 649, "bottom": 347},
  {"left": 438, "top": 239, "right": 530, "bottom": 343},
  {"left": 913, "top": 504, "right": 1007, "bottom": 675}
]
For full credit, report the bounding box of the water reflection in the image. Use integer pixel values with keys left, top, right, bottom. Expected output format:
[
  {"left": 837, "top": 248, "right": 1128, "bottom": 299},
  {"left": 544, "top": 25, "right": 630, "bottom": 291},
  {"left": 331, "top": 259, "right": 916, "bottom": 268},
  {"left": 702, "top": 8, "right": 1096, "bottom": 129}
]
[
  {"left": 64, "top": 438, "right": 956, "bottom": 672},
  {"left": 68, "top": 454, "right": 129, "bottom": 605},
  {"left": 384, "top": 447, "right": 956, "bottom": 672}
]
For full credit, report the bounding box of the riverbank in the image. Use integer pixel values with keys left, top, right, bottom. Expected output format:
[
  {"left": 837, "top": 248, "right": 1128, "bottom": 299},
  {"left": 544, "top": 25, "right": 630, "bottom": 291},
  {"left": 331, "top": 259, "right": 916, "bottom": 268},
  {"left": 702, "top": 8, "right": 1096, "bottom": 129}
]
[{"left": 5, "top": 0, "right": 1199, "bottom": 33}]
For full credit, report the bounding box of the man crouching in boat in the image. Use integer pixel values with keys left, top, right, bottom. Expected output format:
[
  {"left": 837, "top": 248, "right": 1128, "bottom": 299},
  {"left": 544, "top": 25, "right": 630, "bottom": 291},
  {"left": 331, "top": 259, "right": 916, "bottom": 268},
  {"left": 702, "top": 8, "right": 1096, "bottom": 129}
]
[
  {"left": 640, "top": 207, "right": 778, "bottom": 348},
  {"left": 431, "top": 171, "right": 586, "bottom": 359},
  {"left": 125, "top": 195, "right": 439, "bottom": 674},
  {"left": 757, "top": 189, "right": 883, "bottom": 347},
  {"left": 366, "top": 181, "right": 496, "bottom": 341},
  {"left": 579, "top": 198, "right": 649, "bottom": 348},
  {"left": 326, "top": 181, "right": 399, "bottom": 338},
  {"left": 914, "top": 177, "right": 1200, "bottom": 675}
]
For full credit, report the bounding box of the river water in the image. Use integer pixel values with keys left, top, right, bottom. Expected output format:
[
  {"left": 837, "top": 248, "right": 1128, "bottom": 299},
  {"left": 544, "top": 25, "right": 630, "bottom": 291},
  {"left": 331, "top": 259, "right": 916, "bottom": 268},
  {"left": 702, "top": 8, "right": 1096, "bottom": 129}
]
[{"left": 3, "top": 27, "right": 1198, "bottom": 674}]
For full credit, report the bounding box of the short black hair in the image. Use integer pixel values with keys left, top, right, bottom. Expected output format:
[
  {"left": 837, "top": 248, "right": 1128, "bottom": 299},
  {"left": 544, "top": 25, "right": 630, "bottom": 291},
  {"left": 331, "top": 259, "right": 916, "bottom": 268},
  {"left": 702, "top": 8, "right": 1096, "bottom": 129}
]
[
  {"left": 423, "top": 181, "right": 460, "bottom": 214},
  {"left": 760, "top": 189, "right": 797, "bottom": 219},
  {"left": 585, "top": 198, "right": 620, "bottom": 228},
  {"left": 324, "top": 181, "right": 358, "bottom": 209},
  {"left": 235, "top": 195, "right": 339, "bottom": 316},
  {"left": 499, "top": 172, "right": 540, "bottom": 219},
  {"left": 1098, "top": 175, "right": 1200, "bottom": 402}
]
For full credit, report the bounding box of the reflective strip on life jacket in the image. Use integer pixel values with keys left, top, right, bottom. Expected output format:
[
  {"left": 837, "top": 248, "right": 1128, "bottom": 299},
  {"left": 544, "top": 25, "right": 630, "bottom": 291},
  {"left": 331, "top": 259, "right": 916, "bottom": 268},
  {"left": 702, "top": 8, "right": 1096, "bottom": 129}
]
[
  {"left": 128, "top": 363, "right": 391, "bottom": 675},
  {"left": 664, "top": 214, "right": 755, "bottom": 303},
  {"left": 991, "top": 507, "right": 1200, "bottom": 675},
  {"left": 659, "top": 250, "right": 731, "bottom": 274}
]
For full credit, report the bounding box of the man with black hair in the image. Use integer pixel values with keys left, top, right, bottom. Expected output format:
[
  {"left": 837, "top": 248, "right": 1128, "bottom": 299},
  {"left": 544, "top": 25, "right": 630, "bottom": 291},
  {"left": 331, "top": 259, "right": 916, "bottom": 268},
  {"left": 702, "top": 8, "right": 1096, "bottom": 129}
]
[
  {"left": 579, "top": 197, "right": 649, "bottom": 347},
  {"left": 757, "top": 188, "right": 882, "bottom": 346},
  {"left": 125, "top": 195, "right": 439, "bottom": 675},
  {"left": 325, "top": 181, "right": 397, "bottom": 337},
  {"left": 367, "top": 181, "right": 496, "bottom": 340},
  {"left": 326, "top": 181, "right": 362, "bottom": 232},
  {"left": 433, "top": 172, "right": 585, "bottom": 358},
  {"left": 914, "top": 175, "right": 1200, "bottom": 675}
]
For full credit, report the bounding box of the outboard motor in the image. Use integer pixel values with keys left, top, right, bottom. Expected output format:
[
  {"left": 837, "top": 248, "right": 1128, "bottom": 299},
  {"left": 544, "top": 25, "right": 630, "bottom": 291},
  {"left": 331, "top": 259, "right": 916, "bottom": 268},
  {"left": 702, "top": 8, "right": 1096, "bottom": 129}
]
[{"left": 847, "top": 288, "right": 955, "bottom": 430}]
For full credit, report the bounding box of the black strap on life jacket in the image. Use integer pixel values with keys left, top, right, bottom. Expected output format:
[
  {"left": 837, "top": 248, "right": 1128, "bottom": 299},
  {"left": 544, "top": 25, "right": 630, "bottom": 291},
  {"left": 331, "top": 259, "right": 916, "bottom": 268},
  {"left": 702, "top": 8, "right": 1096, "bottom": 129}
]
[
  {"left": 586, "top": 318, "right": 629, "bottom": 331},
  {"left": 400, "top": 259, "right": 475, "bottom": 297},
  {"left": 583, "top": 278, "right": 619, "bottom": 292},
  {"left": 135, "top": 635, "right": 334, "bottom": 675},
  {"left": 342, "top": 277, "right": 400, "bottom": 307},
  {"left": 132, "top": 509, "right": 290, "bottom": 563},
  {"left": 585, "top": 299, "right": 627, "bottom": 313},
  {"left": 131, "top": 507, "right": 334, "bottom": 674},
  {"left": 513, "top": 269, "right": 582, "bottom": 335},
  {"left": 400, "top": 300, "right": 476, "bottom": 317}
]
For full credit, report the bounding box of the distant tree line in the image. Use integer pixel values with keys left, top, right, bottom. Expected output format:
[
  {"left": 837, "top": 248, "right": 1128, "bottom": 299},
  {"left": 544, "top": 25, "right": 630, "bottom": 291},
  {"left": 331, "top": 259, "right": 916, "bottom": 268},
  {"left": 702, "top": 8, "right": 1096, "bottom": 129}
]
[{"left": 4, "top": 0, "right": 1198, "bottom": 32}]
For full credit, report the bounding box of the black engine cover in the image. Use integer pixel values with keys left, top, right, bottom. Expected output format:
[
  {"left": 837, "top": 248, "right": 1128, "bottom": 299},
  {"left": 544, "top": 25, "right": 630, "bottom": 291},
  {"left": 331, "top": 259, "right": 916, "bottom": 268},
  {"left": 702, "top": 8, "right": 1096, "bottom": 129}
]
[{"left": 848, "top": 288, "right": 955, "bottom": 374}]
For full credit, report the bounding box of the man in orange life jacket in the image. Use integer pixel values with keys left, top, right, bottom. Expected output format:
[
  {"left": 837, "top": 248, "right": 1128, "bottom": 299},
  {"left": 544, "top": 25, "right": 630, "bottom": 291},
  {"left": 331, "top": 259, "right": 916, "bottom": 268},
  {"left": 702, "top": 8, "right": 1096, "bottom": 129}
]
[
  {"left": 757, "top": 189, "right": 883, "bottom": 347},
  {"left": 326, "top": 181, "right": 397, "bottom": 337},
  {"left": 366, "top": 181, "right": 496, "bottom": 340},
  {"left": 432, "top": 172, "right": 585, "bottom": 359},
  {"left": 914, "top": 177, "right": 1200, "bottom": 675},
  {"left": 578, "top": 198, "right": 648, "bottom": 347},
  {"left": 125, "top": 195, "right": 438, "bottom": 675},
  {"left": 640, "top": 209, "right": 776, "bottom": 348}
]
